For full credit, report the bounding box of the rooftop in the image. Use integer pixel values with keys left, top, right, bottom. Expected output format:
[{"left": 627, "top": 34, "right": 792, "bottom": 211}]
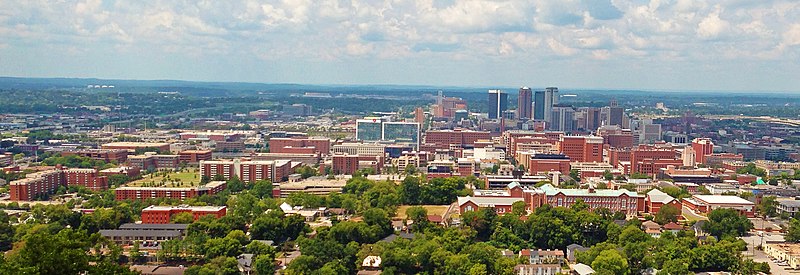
[
  {"left": 458, "top": 196, "right": 524, "bottom": 207},
  {"left": 539, "top": 184, "right": 641, "bottom": 198},
  {"left": 646, "top": 189, "right": 676, "bottom": 204},
  {"left": 118, "top": 223, "right": 189, "bottom": 230},
  {"left": 143, "top": 205, "right": 226, "bottom": 212},
  {"left": 692, "top": 195, "right": 755, "bottom": 205}
]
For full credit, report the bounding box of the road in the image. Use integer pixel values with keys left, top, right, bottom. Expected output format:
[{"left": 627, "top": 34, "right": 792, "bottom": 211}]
[
  {"left": 740, "top": 233, "right": 800, "bottom": 274},
  {"left": 681, "top": 206, "right": 708, "bottom": 221}
]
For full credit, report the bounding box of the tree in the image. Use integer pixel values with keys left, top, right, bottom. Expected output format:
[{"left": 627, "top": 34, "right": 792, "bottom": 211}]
[
  {"left": 703, "top": 208, "right": 754, "bottom": 239},
  {"left": 226, "top": 176, "right": 245, "bottom": 192},
  {"left": 185, "top": 256, "right": 240, "bottom": 275},
  {"left": 654, "top": 204, "right": 680, "bottom": 225},
  {"left": 757, "top": 196, "right": 778, "bottom": 217},
  {"left": 251, "top": 180, "right": 273, "bottom": 199},
  {"left": 399, "top": 176, "right": 422, "bottom": 205},
  {"left": 171, "top": 212, "right": 195, "bottom": 224},
  {"left": 603, "top": 170, "right": 614, "bottom": 180},
  {"left": 786, "top": 218, "right": 800, "bottom": 242},
  {"left": 569, "top": 169, "right": 580, "bottom": 181},
  {"left": 129, "top": 241, "right": 143, "bottom": 264},
  {"left": 511, "top": 201, "right": 527, "bottom": 216},
  {"left": 591, "top": 249, "right": 629, "bottom": 275},
  {"left": 406, "top": 206, "right": 429, "bottom": 231},
  {"left": 253, "top": 254, "right": 276, "bottom": 275},
  {"left": 363, "top": 208, "right": 392, "bottom": 237}
]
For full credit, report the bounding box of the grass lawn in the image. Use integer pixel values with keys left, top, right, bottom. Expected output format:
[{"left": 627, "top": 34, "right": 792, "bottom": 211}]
[
  {"left": 127, "top": 168, "right": 203, "bottom": 187},
  {"left": 394, "top": 205, "right": 450, "bottom": 219}
]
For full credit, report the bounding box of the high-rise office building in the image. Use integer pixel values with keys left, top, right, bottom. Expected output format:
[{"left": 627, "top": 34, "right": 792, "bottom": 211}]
[
  {"left": 691, "top": 138, "right": 714, "bottom": 164},
  {"left": 543, "top": 87, "right": 559, "bottom": 124},
  {"left": 488, "top": 90, "right": 508, "bottom": 119},
  {"left": 517, "top": 87, "right": 533, "bottom": 120},
  {"left": 533, "top": 91, "right": 546, "bottom": 120},
  {"left": 550, "top": 105, "right": 575, "bottom": 132},
  {"left": 382, "top": 122, "right": 421, "bottom": 146},
  {"left": 356, "top": 118, "right": 384, "bottom": 141},
  {"left": 605, "top": 100, "right": 625, "bottom": 126}
]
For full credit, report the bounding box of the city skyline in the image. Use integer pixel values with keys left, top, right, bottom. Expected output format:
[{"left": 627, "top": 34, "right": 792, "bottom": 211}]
[{"left": 1, "top": 1, "right": 799, "bottom": 92}]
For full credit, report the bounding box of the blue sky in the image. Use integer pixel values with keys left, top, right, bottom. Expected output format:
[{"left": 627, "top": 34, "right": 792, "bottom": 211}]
[{"left": 1, "top": 0, "right": 799, "bottom": 92}]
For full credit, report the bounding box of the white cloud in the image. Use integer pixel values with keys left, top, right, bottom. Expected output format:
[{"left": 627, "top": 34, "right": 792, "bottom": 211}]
[
  {"left": 0, "top": 0, "right": 798, "bottom": 90},
  {"left": 697, "top": 8, "right": 731, "bottom": 39}
]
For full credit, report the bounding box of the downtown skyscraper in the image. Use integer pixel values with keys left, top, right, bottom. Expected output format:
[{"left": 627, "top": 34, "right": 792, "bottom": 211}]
[
  {"left": 534, "top": 87, "right": 558, "bottom": 123},
  {"left": 517, "top": 87, "right": 532, "bottom": 120},
  {"left": 487, "top": 89, "right": 508, "bottom": 119}
]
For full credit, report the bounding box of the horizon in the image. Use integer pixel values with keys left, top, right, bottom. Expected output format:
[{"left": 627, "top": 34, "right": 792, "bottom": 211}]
[{"left": 1, "top": 75, "right": 799, "bottom": 95}]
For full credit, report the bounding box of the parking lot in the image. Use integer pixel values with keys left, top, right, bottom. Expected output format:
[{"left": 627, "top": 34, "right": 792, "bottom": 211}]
[{"left": 740, "top": 232, "right": 800, "bottom": 274}]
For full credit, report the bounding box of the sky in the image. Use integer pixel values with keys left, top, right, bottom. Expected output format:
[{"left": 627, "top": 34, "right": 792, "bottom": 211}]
[{"left": 1, "top": 0, "right": 799, "bottom": 92}]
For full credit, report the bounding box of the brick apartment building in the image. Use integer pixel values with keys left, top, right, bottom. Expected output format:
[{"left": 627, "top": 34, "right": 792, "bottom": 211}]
[
  {"left": 461, "top": 182, "right": 644, "bottom": 216},
  {"left": 629, "top": 145, "right": 682, "bottom": 175},
  {"left": 199, "top": 159, "right": 294, "bottom": 183},
  {"left": 332, "top": 154, "right": 384, "bottom": 175},
  {"left": 128, "top": 154, "right": 180, "bottom": 171},
  {"left": 10, "top": 167, "right": 109, "bottom": 201},
  {"left": 140, "top": 205, "right": 227, "bottom": 224},
  {"left": 61, "top": 149, "right": 129, "bottom": 163},
  {"left": 422, "top": 129, "right": 491, "bottom": 151},
  {"left": 101, "top": 142, "right": 171, "bottom": 153},
  {"left": 558, "top": 136, "right": 603, "bottom": 163},
  {"left": 528, "top": 154, "right": 571, "bottom": 175},
  {"left": 114, "top": 181, "right": 226, "bottom": 201},
  {"left": 269, "top": 137, "right": 331, "bottom": 155},
  {"left": 178, "top": 150, "right": 213, "bottom": 164}
]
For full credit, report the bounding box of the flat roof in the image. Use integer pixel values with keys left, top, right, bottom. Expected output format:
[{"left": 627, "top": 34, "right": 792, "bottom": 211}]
[
  {"left": 100, "top": 229, "right": 182, "bottom": 238},
  {"left": 458, "top": 196, "right": 524, "bottom": 206},
  {"left": 103, "top": 142, "right": 170, "bottom": 147},
  {"left": 143, "top": 205, "right": 226, "bottom": 212},
  {"left": 693, "top": 195, "right": 754, "bottom": 205},
  {"left": 118, "top": 223, "right": 189, "bottom": 230},
  {"left": 539, "top": 184, "right": 641, "bottom": 198}
]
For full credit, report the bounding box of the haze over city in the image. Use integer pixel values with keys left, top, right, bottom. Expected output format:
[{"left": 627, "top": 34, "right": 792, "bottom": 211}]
[{"left": 2, "top": 0, "right": 800, "bottom": 91}]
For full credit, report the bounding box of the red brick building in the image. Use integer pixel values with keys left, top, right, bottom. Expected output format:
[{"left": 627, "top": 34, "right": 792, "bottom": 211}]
[
  {"left": 61, "top": 149, "right": 129, "bottom": 163},
  {"left": 462, "top": 182, "right": 644, "bottom": 215},
  {"left": 682, "top": 195, "right": 755, "bottom": 217},
  {"left": 629, "top": 145, "right": 682, "bottom": 175},
  {"left": 140, "top": 205, "right": 227, "bottom": 224},
  {"left": 332, "top": 154, "right": 383, "bottom": 175},
  {"left": 528, "top": 154, "right": 571, "bottom": 175},
  {"left": 691, "top": 138, "right": 714, "bottom": 164},
  {"left": 178, "top": 150, "right": 213, "bottom": 164},
  {"left": 269, "top": 137, "right": 331, "bottom": 155},
  {"left": 199, "top": 159, "right": 294, "bottom": 183},
  {"left": 423, "top": 129, "right": 491, "bottom": 150},
  {"left": 114, "top": 181, "right": 226, "bottom": 201},
  {"left": 645, "top": 189, "right": 680, "bottom": 214},
  {"left": 9, "top": 168, "right": 109, "bottom": 201},
  {"left": 128, "top": 154, "right": 180, "bottom": 171},
  {"left": 100, "top": 166, "right": 141, "bottom": 179},
  {"left": 101, "top": 142, "right": 171, "bottom": 153},
  {"left": 558, "top": 136, "right": 603, "bottom": 163}
]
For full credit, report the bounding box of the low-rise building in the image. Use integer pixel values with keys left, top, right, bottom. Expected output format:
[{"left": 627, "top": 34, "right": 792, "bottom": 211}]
[
  {"left": 141, "top": 205, "right": 227, "bottom": 224},
  {"left": 681, "top": 195, "right": 755, "bottom": 217},
  {"left": 10, "top": 168, "right": 109, "bottom": 201},
  {"left": 178, "top": 150, "right": 213, "bottom": 164},
  {"left": 101, "top": 142, "right": 171, "bottom": 153},
  {"left": 764, "top": 243, "right": 800, "bottom": 269},
  {"left": 100, "top": 223, "right": 189, "bottom": 247},
  {"left": 114, "top": 181, "right": 226, "bottom": 201},
  {"left": 61, "top": 149, "right": 129, "bottom": 163},
  {"left": 645, "top": 189, "right": 680, "bottom": 214},
  {"left": 777, "top": 199, "right": 800, "bottom": 217}
]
